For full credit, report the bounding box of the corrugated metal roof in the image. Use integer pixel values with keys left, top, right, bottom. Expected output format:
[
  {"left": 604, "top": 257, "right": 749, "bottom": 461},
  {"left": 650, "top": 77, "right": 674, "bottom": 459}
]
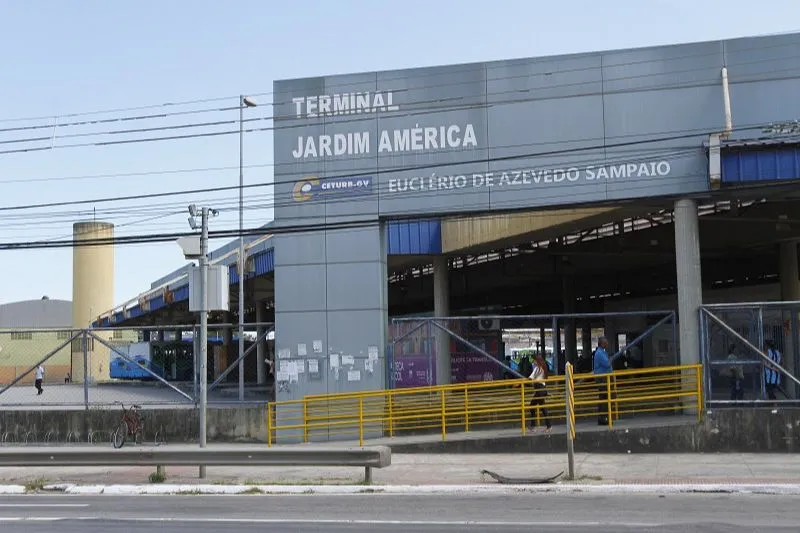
[
  {"left": 722, "top": 143, "right": 800, "bottom": 184},
  {"left": 722, "top": 137, "right": 800, "bottom": 149},
  {"left": 387, "top": 220, "right": 442, "bottom": 255}
]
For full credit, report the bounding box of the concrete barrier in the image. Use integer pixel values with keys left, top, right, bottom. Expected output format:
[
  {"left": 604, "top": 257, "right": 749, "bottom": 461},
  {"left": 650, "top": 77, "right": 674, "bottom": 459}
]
[
  {"left": 390, "top": 408, "right": 800, "bottom": 454},
  {"left": 0, "top": 407, "right": 798, "bottom": 453},
  {"left": 0, "top": 406, "right": 266, "bottom": 444}
]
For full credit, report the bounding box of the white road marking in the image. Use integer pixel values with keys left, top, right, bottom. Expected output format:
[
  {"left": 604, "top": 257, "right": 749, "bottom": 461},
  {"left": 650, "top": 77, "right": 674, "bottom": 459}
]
[
  {"left": 0, "top": 516, "right": 664, "bottom": 527},
  {"left": 0, "top": 504, "right": 89, "bottom": 508}
]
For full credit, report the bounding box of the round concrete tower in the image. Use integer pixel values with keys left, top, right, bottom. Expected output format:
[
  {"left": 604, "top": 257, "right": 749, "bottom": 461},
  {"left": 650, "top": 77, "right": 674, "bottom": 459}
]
[{"left": 72, "top": 221, "right": 114, "bottom": 383}]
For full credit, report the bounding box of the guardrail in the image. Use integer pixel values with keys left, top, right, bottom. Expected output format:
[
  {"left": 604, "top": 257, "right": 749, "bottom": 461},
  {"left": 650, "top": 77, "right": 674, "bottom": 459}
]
[
  {"left": 0, "top": 445, "right": 391, "bottom": 484},
  {"left": 267, "top": 364, "right": 703, "bottom": 446}
]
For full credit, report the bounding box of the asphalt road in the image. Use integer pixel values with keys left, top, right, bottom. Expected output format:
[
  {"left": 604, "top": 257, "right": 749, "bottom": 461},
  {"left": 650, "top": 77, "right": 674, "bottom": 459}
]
[{"left": 0, "top": 493, "right": 797, "bottom": 532}]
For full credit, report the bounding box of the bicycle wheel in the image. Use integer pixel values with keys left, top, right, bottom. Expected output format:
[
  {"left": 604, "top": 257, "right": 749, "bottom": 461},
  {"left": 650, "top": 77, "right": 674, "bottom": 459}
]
[{"left": 112, "top": 421, "right": 127, "bottom": 449}]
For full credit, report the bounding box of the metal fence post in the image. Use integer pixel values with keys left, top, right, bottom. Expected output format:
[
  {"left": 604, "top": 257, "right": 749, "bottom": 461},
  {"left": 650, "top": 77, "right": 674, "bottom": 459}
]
[
  {"left": 82, "top": 330, "right": 89, "bottom": 410},
  {"left": 696, "top": 365, "right": 704, "bottom": 419},
  {"left": 358, "top": 397, "right": 365, "bottom": 446},
  {"left": 520, "top": 379, "right": 526, "bottom": 435},
  {"left": 303, "top": 401, "right": 309, "bottom": 443},
  {"left": 440, "top": 390, "right": 447, "bottom": 441},
  {"left": 463, "top": 383, "right": 469, "bottom": 432},
  {"left": 565, "top": 362, "right": 576, "bottom": 480},
  {"left": 606, "top": 377, "right": 613, "bottom": 429},
  {"left": 387, "top": 394, "right": 394, "bottom": 438},
  {"left": 266, "top": 402, "right": 273, "bottom": 447}
]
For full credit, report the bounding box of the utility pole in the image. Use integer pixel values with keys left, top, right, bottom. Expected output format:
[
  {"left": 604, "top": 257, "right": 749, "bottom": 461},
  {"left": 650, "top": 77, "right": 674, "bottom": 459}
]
[
  {"left": 181, "top": 204, "right": 217, "bottom": 480},
  {"left": 198, "top": 206, "right": 209, "bottom": 479},
  {"left": 238, "top": 95, "right": 257, "bottom": 401}
]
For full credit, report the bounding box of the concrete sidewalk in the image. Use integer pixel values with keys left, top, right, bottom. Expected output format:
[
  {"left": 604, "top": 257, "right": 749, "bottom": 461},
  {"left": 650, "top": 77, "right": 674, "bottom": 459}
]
[{"left": 0, "top": 452, "right": 797, "bottom": 486}]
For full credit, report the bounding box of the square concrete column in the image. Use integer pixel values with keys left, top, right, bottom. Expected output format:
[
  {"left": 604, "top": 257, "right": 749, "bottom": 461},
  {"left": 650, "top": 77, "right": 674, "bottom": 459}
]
[
  {"left": 674, "top": 198, "right": 703, "bottom": 365},
  {"left": 562, "top": 275, "right": 577, "bottom": 364},
  {"left": 780, "top": 241, "right": 799, "bottom": 397},
  {"left": 255, "top": 301, "right": 267, "bottom": 386},
  {"left": 193, "top": 327, "right": 201, "bottom": 400},
  {"left": 433, "top": 256, "right": 451, "bottom": 385},
  {"left": 539, "top": 328, "right": 546, "bottom": 358},
  {"left": 604, "top": 320, "right": 618, "bottom": 356},
  {"left": 582, "top": 324, "right": 593, "bottom": 360},
  {"left": 221, "top": 314, "right": 233, "bottom": 380}
]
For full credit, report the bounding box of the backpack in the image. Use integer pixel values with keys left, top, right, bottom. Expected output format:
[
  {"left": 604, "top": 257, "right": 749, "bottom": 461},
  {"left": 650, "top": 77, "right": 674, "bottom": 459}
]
[{"left": 518, "top": 356, "right": 533, "bottom": 378}]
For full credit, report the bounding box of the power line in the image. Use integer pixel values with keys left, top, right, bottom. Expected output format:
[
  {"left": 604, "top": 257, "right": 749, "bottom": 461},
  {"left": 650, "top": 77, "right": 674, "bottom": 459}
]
[
  {"left": 2, "top": 33, "right": 797, "bottom": 128},
  {"left": 0, "top": 179, "right": 792, "bottom": 252},
  {"left": 0, "top": 119, "right": 772, "bottom": 214},
  {"left": 2, "top": 65, "right": 797, "bottom": 159},
  {"left": 1, "top": 40, "right": 798, "bottom": 153}
]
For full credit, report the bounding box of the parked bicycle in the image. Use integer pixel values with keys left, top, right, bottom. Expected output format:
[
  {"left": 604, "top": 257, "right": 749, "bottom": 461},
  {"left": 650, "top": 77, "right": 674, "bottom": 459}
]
[{"left": 112, "top": 402, "right": 144, "bottom": 449}]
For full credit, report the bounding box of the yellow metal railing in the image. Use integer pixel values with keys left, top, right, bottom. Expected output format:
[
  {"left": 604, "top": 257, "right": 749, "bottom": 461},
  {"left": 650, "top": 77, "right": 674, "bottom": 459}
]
[
  {"left": 267, "top": 363, "right": 703, "bottom": 446},
  {"left": 565, "top": 362, "right": 576, "bottom": 440}
]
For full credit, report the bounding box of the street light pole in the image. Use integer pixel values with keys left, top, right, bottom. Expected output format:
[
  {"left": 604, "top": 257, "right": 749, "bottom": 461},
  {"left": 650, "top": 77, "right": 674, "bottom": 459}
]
[
  {"left": 198, "top": 206, "right": 209, "bottom": 479},
  {"left": 238, "top": 95, "right": 257, "bottom": 402}
]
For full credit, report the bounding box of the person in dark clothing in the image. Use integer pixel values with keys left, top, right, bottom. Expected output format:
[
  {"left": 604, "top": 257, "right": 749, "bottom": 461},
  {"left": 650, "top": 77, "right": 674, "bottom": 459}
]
[
  {"left": 528, "top": 353, "right": 551, "bottom": 432},
  {"left": 518, "top": 355, "right": 533, "bottom": 380},
  {"left": 763, "top": 340, "right": 782, "bottom": 401},
  {"left": 593, "top": 337, "right": 612, "bottom": 425}
]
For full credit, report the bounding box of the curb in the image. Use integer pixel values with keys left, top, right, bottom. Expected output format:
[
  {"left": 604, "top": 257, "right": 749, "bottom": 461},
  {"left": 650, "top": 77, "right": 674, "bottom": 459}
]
[{"left": 5, "top": 483, "right": 798, "bottom": 496}]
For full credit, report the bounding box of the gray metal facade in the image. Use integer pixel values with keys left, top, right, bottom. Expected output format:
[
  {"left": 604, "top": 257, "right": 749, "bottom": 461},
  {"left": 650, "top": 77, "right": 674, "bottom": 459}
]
[
  {"left": 272, "top": 32, "right": 800, "bottom": 402},
  {"left": 0, "top": 299, "right": 71, "bottom": 329}
]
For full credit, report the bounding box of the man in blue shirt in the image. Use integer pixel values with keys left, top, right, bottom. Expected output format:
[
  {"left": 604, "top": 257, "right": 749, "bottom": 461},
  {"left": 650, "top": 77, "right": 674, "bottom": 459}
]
[{"left": 593, "top": 336, "right": 613, "bottom": 425}]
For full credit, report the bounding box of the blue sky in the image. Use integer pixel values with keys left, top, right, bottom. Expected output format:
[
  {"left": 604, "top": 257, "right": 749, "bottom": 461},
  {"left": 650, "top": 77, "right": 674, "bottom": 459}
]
[{"left": 0, "top": 0, "right": 798, "bottom": 313}]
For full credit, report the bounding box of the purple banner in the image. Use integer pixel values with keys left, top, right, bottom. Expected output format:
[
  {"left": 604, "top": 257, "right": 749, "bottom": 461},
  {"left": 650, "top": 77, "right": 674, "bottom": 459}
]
[{"left": 392, "top": 355, "right": 434, "bottom": 388}]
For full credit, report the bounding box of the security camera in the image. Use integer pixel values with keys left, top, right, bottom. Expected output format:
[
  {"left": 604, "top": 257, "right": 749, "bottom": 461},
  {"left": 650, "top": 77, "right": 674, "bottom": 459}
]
[
  {"left": 188, "top": 204, "right": 198, "bottom": 217},
  {"left": 188, "top": 216, "right": 198, "bottom": 230}
]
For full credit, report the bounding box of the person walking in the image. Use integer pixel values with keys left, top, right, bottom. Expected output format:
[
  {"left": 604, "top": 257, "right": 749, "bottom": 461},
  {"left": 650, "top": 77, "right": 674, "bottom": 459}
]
[
  {"left": 34, "top": 364, "right": 45, "bottom": 395},
  {"left": 593, "top": 336, "right": 613, "bottom": 425},
  {"left": 726, "top": 346, "right": 744, "bottom": 401},
  {"left": 764, "top": 340, "right": 782, "bottom": 401},
  {"left": 528, "top": 353, "right": 552, "bottom": 433}
]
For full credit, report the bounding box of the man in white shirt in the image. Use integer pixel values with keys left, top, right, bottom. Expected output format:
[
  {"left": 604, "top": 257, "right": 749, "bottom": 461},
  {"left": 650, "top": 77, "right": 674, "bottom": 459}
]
[{"left": 34, "top": 365, "right": 44, "bottom": 395}]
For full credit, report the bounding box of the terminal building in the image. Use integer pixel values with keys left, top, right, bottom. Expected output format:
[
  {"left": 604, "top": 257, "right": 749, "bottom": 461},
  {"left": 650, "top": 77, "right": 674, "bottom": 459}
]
[{"left": 94, "top": 31, "right": 800, "bottom": 405}]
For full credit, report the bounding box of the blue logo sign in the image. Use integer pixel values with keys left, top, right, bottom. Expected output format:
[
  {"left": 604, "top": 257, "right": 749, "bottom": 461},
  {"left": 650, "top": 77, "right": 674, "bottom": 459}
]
[{"left": 292, "top": 176, "right": 373, "bottom": 202}]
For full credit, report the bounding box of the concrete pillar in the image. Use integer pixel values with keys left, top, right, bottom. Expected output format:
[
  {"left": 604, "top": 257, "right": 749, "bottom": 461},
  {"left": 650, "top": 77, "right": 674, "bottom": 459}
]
[
  {"left": 193, "top": 328, "right": 201, "bottom": 400},
  {"left": 222, "top": 316, "right": 233, "bottom": 380},
  {"left": 539, "top": 328, "right": 546, "bottom": 357},
  {"left": 562, "top": 275, "right": 577, "bottom": 364},
  {"left": 433, "top": 256, "right": 451, "bottom": 385},
  {"left": 142, "top": 331, "right": 151, "bottom": 342},
  {"left": 582, "top": 324, "right": 593, "bottom": 360},
  {"left": 256, "top": 301, "right": 267, "bottom": 386},
  {"left": 674, "top": 198, "right": 703, "bottom": 365},
  {"left": 604, "top": 320, "right": 618, "bottom": 356},
  {"left": 780, "top": 241, "right": 799, "bottom": 397}
]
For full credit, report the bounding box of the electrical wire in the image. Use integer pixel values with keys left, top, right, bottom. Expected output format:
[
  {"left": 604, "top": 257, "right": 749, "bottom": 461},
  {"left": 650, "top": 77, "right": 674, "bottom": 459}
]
[
  {"left": 3, "top": 59, "right": 798, "bottom": 155},
  {"left": 2, "top": 33, "right": 797, "bottom": 128},
  {"left": 1, "top": 178, "right": 794, "bottom": 252},
  {"left": 1, "top": 39, "right": 798, "bottom": 155}
]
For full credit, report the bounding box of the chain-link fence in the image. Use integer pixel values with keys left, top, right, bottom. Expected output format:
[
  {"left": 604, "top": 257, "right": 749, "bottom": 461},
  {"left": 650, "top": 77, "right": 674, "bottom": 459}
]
[
  {"left": 0, "top": 323, "right": 275, "bottom": 410},
  {"left": 701, "top": 303, "right": 800, "bottom": 405},
  {"left": 388, "top": 311, "right": 677, "bottom": 388}
]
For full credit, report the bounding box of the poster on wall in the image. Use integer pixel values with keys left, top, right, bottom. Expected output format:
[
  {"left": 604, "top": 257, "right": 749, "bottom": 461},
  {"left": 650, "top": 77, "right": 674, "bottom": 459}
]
[
  {"left": 389, "top": 321, "right": 503, "bottom": 388},
  {"left": 450, "top": 335, "right": 502, "bottom": 383}
]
